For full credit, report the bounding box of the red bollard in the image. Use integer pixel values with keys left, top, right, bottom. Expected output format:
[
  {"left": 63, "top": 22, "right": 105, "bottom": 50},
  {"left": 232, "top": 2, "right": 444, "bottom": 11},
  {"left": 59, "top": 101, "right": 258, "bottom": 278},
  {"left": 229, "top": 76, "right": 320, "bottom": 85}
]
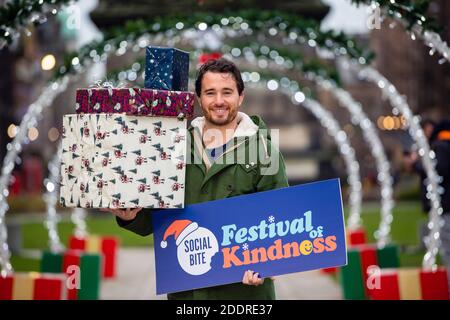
[
  {"left": 0, "top": 275, "right": 14, "bottom": 300},
  {"left": 369, "top": 269, "right": 400, "bottom": 300},
  {"left": 63, "top": 250, "right": 81, "bottom": 300},
  {"left": 101, "top": 237, "right": 119, "bottom": 279},
  {"left": 420, "top": 268, "right": 449, "bottom": 300},
  {"left": 347, "top": 228, "right": 367, "bottom": 246}
]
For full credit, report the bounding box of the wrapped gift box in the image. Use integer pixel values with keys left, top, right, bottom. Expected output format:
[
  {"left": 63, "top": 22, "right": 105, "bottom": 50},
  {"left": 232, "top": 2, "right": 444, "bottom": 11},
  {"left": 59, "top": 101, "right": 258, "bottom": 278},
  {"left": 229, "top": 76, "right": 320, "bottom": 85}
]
[
  {"left": 145, "top": 46, "right": 189, "bottom": 91},
  {"left": 69, "top": 235, "right": 119, "bottom": 279},
  {"left": 41, "top": 250, "right": 102, "bottom": 300},
  {"left": 339, "top": 243, "right": 400, "bottom": 300},
  {"left": 60, "top": 114, "right": 187, "bottom": 208},
  {"left": 369, "top": 267, "right": 449, "bottom": 300},
  {"left": 0, "top": 272, "right": 67, "bottom": 300},
  {"left": 321, "top": 227, "right": 368, "bottom": 275},
  {"left": 75, "top": 88, "right": 194, "bottom": 118},
  {"left": 347, "top": 227, "right": 367, "bottom": 245}
]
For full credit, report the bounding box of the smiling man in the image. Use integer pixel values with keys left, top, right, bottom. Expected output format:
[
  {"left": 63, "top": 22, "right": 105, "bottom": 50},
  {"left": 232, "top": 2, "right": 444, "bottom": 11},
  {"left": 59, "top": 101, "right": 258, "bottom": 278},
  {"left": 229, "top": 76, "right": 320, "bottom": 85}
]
[{"left": 106, "top": 58, "right": 289, "bottom": 300}]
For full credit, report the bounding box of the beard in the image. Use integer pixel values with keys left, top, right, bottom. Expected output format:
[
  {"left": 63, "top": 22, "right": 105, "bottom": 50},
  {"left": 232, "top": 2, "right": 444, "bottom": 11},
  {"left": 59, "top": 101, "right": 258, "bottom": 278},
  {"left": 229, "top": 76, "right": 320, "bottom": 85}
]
[{"left": 203, "top": 105, "right": 238, "bottom": 126}]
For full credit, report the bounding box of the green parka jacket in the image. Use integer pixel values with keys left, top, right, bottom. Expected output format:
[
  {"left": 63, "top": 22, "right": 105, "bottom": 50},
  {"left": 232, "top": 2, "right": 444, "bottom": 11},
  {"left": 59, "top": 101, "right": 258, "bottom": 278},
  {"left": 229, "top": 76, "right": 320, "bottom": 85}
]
[{"left": 117, "top": 112, "right": 289, "bottom": 300}]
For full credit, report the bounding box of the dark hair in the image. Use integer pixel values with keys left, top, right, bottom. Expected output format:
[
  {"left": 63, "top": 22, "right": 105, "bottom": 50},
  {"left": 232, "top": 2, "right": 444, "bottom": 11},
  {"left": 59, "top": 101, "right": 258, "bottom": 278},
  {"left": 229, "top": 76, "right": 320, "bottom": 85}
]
[
  {"left": 420, "top": 118, "right": 436, "bottom": 128},
  {"left": 195, "top": 58, "right": 244, "bottom": 97}
]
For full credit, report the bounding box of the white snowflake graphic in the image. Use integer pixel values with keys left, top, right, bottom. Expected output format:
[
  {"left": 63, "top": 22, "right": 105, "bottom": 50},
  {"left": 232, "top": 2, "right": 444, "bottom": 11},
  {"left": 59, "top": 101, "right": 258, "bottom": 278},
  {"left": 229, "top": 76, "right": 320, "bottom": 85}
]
[
  {"left": 242, "top": 243, "right": 249, "bottom": 250},
  {"left": 268, "top": 215, "right": 275, "bottom": 223}
]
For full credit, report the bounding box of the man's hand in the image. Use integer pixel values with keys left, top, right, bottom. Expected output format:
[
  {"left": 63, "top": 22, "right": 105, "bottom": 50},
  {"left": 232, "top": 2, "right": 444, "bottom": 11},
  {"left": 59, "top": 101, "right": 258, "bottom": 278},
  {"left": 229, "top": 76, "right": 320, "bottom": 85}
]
[
  {"left": 100, "top": 207, "right": 142, "bottom": 221},
  {"left": 242, "top": 270, "right": 264, "bottom": 286}
]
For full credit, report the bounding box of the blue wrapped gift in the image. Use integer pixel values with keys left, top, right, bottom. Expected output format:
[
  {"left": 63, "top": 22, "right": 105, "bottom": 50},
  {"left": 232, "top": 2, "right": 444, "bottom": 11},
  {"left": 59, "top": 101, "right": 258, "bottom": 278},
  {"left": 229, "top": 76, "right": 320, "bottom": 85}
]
[{"left": 145, "top": 46, "right": 189, "bottom": 91}]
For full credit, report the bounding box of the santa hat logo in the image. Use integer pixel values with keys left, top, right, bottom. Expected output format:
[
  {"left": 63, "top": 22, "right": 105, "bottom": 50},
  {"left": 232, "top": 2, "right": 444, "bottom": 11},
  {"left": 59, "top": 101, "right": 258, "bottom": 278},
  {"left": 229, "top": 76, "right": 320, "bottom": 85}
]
[{"left": 160, "top": 219, "right": 199, "bottom": 248}]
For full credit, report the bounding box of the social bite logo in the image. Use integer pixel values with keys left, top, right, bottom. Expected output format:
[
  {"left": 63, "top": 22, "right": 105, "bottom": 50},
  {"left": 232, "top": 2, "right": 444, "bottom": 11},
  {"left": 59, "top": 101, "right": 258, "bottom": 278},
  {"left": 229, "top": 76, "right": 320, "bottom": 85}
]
[{"left": 160, "top": 219, "right": 219, "bottom": 275}]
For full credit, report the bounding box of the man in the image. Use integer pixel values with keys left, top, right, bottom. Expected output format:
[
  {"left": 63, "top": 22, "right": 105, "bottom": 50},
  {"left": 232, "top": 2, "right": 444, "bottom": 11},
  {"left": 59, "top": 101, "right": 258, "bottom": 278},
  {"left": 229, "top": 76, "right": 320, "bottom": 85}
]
[{"left": 102, "top": 58, "right": 289, "bottom": 299}]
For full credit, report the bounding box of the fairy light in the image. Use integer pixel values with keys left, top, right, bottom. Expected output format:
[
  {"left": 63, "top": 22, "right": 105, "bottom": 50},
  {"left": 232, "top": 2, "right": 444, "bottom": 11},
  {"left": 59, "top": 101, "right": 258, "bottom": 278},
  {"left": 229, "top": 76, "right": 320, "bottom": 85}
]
[
  {"left": 7, "top": 124, "right": 17, "bottom": 138},
  {"left": 310, "top": 74, "right": 394, "bottom": 242},
  {"left": 43, "top": 143, "right": 65, "bottom": 253},
  {"left": 362, "top": 0, "right": 450, "bottom": 64},
  {"left": 356, "top": 64, "right": 444, "bottom": 269},
  {"left": 419, "top": 28, "right": 450, "bottom": 63},
  {"left": 41, "top": 54, "right": 56, "bottom": 71},
  {"left": 27, "top": 127, "right": 39, "bottom": 141},
  {"left": 0, "top": 0, "right": 69, "bottom": 50},
  {"left": 0, "top": 76, "right": 70, "bottom": 275}
]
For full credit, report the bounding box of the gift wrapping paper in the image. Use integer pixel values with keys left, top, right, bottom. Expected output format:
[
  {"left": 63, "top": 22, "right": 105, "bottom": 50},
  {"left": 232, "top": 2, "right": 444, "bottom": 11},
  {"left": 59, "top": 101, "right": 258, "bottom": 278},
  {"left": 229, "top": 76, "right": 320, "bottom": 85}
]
[
  {"left": 60, "top": 114, "right": 187, "bottom": 208},
  {"left": 75, "top": 88, "right": 194, "bottom": 118},
  {"left": 145, "top": 46, "right": 189, "bottom": 91}
]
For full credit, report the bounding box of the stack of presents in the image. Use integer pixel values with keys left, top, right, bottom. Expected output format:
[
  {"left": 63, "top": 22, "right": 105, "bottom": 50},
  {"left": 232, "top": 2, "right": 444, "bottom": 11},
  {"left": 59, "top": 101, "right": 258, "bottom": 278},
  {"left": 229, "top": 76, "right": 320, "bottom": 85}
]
[
  {"left": 330, "top": 227, "right": 449, "bottom": 300},
  {"left": 0, "top": 46, "right": 194, "bottom": 300}
]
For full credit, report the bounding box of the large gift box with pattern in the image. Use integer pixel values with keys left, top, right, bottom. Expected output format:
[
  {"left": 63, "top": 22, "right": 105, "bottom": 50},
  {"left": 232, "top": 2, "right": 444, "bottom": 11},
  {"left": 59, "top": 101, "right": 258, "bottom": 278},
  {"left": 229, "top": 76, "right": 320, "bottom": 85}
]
[{"left": 60, "top": 113, "right": 187, "bottom": 208}]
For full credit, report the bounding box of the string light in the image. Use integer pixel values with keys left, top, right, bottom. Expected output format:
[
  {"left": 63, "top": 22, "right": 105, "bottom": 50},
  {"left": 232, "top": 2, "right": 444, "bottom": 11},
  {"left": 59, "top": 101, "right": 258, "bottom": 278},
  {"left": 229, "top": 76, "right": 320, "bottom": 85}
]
[
  {"left": 0, "top": 0, "right": 71, "bottom": 49},
  {"left": 377, "top": 115, "right": 406, "bottom": 131},
  {"left": 355, "top": 0, "right": 450, "bottom": 64},
  {"left": 0, "top": 76, "right": 70, "bottom": 275},
  {"left": 41, "top": 54, "right": 56, "bottom": 71},
  {"left": 419, "top": 28, "right": 450, "bottom": 63},
  {"left": 27, "top": 127, "right": 39, "bottom": 141},
  {"left": 310, "top": 74, "right": 394, "bottom": 244},
  {"left": 7, "top": 124, "right": 17, "bottom": 138},
  {"left": 43, "top": 143, "right": 65, "bottom": 253},
  {"left": 71, "top": 208, "right": 88, "bottom": 238},
  {"left": 356, "top": 64, "right": 444, "bottom": 269}
]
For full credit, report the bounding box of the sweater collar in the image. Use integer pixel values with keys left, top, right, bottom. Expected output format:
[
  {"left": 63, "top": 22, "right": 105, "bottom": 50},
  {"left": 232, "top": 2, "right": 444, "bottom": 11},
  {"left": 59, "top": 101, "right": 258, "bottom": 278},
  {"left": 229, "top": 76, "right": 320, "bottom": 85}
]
[{"left": 190, "top": 111, "right": 259, "bottom": 138}]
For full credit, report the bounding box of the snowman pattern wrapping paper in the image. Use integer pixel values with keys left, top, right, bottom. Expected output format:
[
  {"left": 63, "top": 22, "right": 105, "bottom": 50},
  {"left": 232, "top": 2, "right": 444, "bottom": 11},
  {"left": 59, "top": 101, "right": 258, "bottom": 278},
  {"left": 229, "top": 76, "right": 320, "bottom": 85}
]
[{"left": 60, "top": 113, "right": 187, "bottom": 209}]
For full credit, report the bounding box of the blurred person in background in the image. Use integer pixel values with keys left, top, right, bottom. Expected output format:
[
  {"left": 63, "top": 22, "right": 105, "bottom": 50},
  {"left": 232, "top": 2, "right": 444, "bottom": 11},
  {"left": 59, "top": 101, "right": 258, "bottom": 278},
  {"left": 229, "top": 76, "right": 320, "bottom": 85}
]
[
  {"left": 428, "top": 119, "right": 450, "bottom": 293},
  {"left": 403, "top": 118, "right": 436, "bottom": 251}
]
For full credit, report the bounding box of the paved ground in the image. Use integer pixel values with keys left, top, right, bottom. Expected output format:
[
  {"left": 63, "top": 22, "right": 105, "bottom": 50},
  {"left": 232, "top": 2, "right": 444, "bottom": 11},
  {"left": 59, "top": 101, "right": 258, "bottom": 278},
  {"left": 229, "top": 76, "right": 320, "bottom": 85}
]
[{"left": 101, "top": 248, "right": 342, "bottom": 300}]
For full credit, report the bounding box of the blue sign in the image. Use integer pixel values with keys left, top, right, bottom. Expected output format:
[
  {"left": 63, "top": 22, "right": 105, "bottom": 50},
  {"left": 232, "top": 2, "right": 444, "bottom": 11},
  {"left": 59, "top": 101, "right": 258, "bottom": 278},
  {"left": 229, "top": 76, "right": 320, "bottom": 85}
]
[{"left": 152, "top": 178, "right": 347, "bottom": 295}]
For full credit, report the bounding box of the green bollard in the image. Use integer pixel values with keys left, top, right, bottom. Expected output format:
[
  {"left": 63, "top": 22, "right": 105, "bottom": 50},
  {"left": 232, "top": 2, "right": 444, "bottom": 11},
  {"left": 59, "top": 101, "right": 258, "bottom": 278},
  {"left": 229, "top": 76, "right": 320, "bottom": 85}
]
[
  {"left": 78, "top": 253, "right": 102, "bottom": 300},
  {"left": 339, "top": 249, "right": 366, "bottom": 300}
]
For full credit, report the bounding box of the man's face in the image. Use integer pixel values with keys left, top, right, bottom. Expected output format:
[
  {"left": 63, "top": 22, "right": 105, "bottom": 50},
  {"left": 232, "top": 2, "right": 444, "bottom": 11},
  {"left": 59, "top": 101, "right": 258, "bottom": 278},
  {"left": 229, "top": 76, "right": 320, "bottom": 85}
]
[
  {"left": 199, "top": 71, "right": 244, "bottom": 126},
  {"left": 424, "top": 123, "right": 434, "bottom": 139}
]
